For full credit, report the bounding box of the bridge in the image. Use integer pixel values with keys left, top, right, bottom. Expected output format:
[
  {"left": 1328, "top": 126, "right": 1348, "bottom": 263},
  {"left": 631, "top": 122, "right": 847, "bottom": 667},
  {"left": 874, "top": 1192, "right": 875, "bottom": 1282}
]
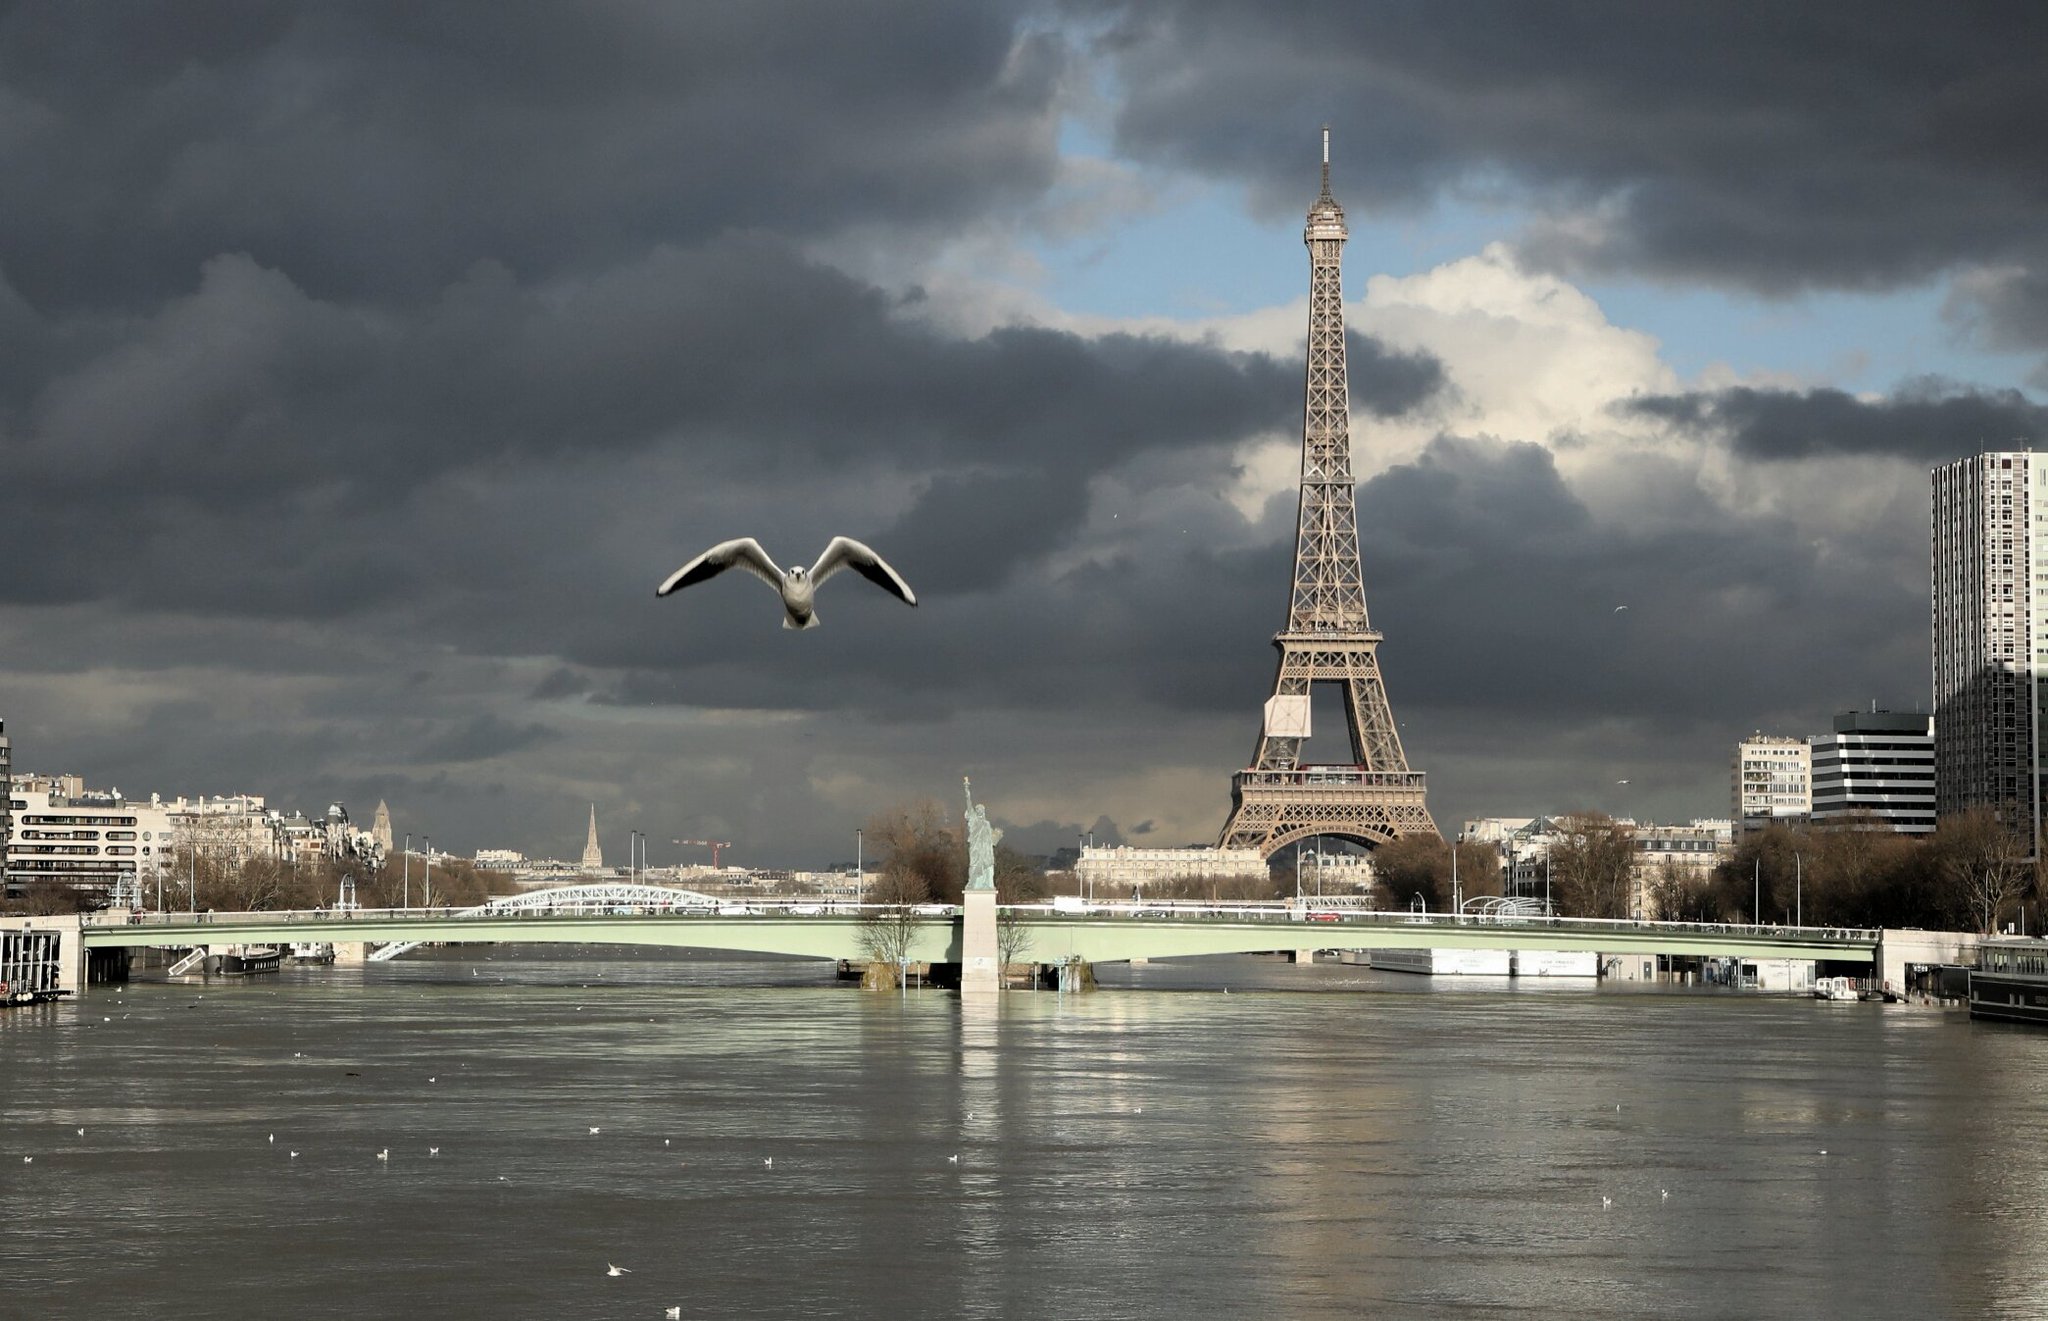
[{"left": 0, "top": 884, "right": 1901, "bottom": 997}]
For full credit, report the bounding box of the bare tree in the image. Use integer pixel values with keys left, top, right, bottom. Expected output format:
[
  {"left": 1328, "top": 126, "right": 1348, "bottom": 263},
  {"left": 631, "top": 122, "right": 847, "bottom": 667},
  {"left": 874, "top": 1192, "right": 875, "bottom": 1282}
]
[
  {"left": 996, "top": 907, "right": 1032, "bottom": 985},
  {"left": 1548, "top": 813, "right": 1637, "bottom": 919},
  {"left": 1937, "top": 807, "right": 2031, "bottom": 934},
  {"left": 857, "top": 903, "right": 924, "bottom": 990},
  {"left": 1646, "top": 859, "right": 1715, "bottom": 922},
  {"left": 865, "top": 799, "right": 964, "bottom": 902},
  {"left": 857, "top": 867, "right": 928, "bottom": 989}
]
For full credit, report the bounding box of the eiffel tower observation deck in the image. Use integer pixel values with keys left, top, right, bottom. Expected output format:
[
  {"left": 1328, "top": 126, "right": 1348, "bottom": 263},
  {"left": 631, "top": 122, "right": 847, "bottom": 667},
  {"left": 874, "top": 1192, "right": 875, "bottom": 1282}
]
[{"left": 1217, "top": 129, "right": 1440, "bottom": 858}]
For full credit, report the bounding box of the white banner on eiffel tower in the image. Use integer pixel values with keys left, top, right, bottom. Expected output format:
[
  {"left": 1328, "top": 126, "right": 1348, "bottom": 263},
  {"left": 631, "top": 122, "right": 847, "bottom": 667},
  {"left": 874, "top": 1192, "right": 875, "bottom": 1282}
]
[{"left": 1264, "top": 695, "right": 1312, "bottom": 738}]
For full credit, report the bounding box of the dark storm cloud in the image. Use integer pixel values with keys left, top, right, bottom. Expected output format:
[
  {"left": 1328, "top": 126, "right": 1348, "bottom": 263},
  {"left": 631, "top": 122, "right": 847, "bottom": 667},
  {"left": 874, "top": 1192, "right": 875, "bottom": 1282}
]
[
  {"left": 416, "top": 714, "right": 558, "bottom": 764},
  {"left": 0, "top": 1, "right": 1065, "bottom": 310},
  {"left": 1349, "top": 436, "right": 1923, "bottom": 727},
  {"left": 1626, "top": 381, "right": 2048, "bottom": 462},
  {"left": 1085, "top": 2, "right": 2048, "bottom": 291},
  {"left": 1345, "top": 330, "right": 1443, "bottom": 418},
  {"left": 0, "top": 227, "right": 1450, "bottom": 616}
]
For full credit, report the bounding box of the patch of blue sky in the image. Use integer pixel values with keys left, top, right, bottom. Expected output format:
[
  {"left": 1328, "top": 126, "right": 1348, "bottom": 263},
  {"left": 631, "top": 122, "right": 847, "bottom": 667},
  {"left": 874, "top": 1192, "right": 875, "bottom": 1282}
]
[
  {"left": 1578, "top": 279, "right": 2042, "bottom": 399},
  {"left": 1025, "top": 165, "right": 1524, "bottom": 323},
  {"left": 1037, "top": 116, "right": 2043, "bottom": 401}
]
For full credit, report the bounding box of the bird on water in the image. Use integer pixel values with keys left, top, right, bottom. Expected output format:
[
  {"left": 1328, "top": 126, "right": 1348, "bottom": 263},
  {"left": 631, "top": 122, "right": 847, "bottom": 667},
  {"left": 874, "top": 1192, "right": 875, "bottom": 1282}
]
[{"left": 657, "top": 536, "right": 917, "bottom": 629}]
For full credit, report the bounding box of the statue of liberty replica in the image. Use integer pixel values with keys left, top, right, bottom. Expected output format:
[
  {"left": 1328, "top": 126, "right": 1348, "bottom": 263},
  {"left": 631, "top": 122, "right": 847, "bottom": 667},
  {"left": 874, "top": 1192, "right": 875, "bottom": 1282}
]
[{"left": 963, "top": 777, "right": 1000, "bottom": 892}]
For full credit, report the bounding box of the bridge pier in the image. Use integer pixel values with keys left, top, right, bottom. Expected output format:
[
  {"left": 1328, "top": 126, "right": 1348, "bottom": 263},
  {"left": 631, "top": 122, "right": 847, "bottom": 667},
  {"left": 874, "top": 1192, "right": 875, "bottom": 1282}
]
[
  {"left": 332, "top": 942, "right": 369, "bottom": 965},
  {"left": 960, "top": 890, "right": 999, "bottom": 1000}
]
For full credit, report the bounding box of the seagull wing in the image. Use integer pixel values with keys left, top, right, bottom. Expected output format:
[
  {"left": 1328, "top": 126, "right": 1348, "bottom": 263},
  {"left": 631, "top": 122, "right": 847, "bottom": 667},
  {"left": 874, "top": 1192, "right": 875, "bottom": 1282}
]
[
  {"left": 810, "top": 536, "right": 917, "bottom": 607},
  {"left": 657, "top": 538, "right": 783, "bottom": 597}
]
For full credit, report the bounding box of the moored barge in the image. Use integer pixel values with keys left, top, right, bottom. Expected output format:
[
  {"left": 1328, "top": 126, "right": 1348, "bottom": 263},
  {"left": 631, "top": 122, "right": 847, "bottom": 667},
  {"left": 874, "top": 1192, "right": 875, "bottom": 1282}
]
[{"left": 1969, "top": 938, "right": 2048, "bottom": 1025}]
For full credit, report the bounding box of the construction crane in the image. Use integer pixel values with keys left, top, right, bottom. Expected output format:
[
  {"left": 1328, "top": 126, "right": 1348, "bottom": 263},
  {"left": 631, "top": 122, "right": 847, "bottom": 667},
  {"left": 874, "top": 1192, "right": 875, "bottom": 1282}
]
[{"left": 675, "top": 838, "right": 734, "bottom": 868}]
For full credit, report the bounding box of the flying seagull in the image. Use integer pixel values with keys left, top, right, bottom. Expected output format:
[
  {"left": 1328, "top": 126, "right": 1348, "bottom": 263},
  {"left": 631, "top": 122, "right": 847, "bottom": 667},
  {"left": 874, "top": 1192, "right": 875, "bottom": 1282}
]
[
  {"left": 656, "top": 536, "right": 917, "bottom": 630},
  {"left": 606, "top": 1264, "right": 631, "bottom": 1277}
]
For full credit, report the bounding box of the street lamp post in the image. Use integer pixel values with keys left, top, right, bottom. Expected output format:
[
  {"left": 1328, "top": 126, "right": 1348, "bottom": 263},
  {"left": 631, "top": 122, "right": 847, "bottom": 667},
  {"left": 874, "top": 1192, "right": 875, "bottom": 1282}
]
[
  {"left": 855, "top": 828, "right": 863, "bottom": 894},
  {"left": 1795, "top": 852, "right": 1803, "bottom": 927},
  {"left": 424, "top": 837, "right": 432, "bottom": 909},
  {"left": 403, "top": 833, "right": 411, "bottom": 910}
]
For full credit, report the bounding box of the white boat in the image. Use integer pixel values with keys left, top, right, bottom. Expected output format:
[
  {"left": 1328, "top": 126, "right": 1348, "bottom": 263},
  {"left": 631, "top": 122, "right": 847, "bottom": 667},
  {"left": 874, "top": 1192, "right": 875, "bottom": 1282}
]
[
  {"left": 1813, "top": 975, "right": 1860, "bottom": 1001},
  {"left": 288, "top": 942, "right": 335, "bottom": 963}
]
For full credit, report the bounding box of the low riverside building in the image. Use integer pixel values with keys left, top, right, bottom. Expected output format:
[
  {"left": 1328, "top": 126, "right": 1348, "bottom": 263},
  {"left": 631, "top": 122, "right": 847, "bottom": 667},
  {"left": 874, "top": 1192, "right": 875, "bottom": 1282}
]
[{"left": 1074, "top": 845, "right": 1270, "bottom": 896}]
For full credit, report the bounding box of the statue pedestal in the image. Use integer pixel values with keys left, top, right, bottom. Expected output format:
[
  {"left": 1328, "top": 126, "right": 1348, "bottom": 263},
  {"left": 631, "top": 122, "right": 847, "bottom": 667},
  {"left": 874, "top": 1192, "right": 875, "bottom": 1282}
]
[{"left": 960, "top": 889, "right": 999, "bottom": 999}]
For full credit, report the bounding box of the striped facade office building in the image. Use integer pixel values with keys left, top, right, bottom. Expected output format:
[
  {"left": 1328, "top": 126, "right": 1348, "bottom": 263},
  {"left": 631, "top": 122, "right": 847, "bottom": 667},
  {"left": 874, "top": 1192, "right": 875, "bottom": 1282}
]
[{"left": 1808, "top": 710, "right": 1936, "bottom": 834}]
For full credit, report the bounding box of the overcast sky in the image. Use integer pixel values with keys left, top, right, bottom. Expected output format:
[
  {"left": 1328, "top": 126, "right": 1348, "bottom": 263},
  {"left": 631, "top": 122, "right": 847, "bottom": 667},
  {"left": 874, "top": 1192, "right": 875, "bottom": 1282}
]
[{"left": 4, "top": 3, "right": 2046, "bottom": 866}]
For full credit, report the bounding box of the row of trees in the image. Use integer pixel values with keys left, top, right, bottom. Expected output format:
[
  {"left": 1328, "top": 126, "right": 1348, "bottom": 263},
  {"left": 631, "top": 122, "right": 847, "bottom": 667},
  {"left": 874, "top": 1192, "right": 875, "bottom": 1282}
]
[
  {"left": 1656, "top": 808, "right": 2038, "bottom": 934},
  {"left": 1454, "top": 807, "right": 2043, "bottom": 934},
  {"left": 2, "top": 849, "right": 504, "bottom": 916}
]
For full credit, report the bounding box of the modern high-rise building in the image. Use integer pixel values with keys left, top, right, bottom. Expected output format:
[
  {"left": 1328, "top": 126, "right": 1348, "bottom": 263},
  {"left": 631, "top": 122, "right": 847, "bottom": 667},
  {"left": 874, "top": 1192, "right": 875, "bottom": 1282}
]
[
  {"left": 1808, "top": 710, "right": 1936, "bottom": 834},
  {"left": 1932, "top": 450, "right": 2045, "bottom": 843},
  {"left": 1732, "top": 734, "right": 1812, "bottom": 832}
]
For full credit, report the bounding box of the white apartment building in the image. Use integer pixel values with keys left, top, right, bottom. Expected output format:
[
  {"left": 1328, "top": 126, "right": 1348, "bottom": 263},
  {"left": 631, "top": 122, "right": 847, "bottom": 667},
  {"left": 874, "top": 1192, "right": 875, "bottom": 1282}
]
[
  {"left": 165, "top": 793, "right": 273, "bottom": 862},
  {"left": 1932, "top": 450, "right": 2045, "bottom": 843},
  {"left": 1733, "top": 734, "right": 1812, "bottom": 832},
  {"left": 1074, "top": 845, "right": 1270, "bottom": 894},
  {"left": 4, "top": 775, "right": 173, "bottom": 902},
  {"left": 1632, "top": 819, "right": 1734, "bottom": 917},
  {"left": 1808, "top": 710, "right": 1936, "bottom": 834}
]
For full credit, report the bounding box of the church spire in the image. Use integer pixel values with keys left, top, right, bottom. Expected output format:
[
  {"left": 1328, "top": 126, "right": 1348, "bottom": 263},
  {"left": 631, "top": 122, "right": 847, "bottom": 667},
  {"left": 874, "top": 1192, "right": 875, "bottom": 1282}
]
[{"left": 581, "top": 803, "right": 604, "bottom": 871}]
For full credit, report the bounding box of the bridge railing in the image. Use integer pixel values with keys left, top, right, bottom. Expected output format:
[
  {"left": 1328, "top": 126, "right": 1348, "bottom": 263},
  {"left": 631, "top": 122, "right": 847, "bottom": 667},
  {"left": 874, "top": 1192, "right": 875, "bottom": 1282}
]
[
  {"left": 80, "top": 902, "right": 1880, "bottom": 946},
  {"left": 1002, "top": 900, "right": 1880, "bottom": 944},
  {"left": 83, "top": 901, "right": 964, "bottom": 927}
]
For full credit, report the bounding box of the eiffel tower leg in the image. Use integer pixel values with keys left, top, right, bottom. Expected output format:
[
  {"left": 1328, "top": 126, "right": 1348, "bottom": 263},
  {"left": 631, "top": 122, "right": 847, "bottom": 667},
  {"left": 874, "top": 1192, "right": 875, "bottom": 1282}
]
[{"left": 1343, "top": 669, "right": 1406, "bottom": 772}]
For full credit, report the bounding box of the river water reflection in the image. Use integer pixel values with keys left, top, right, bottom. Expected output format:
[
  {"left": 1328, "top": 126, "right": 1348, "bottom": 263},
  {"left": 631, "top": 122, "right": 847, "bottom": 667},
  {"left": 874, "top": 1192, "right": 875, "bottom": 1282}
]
[{"left": 4, "top": 951, "right": 2047, "bottom": 1319}]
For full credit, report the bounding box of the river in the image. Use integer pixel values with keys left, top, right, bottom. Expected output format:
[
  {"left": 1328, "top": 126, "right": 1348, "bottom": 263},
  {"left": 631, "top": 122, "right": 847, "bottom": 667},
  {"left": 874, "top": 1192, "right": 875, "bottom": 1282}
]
[{"left": 3, "top": 951, "right": 2045, "bottom": 1319}]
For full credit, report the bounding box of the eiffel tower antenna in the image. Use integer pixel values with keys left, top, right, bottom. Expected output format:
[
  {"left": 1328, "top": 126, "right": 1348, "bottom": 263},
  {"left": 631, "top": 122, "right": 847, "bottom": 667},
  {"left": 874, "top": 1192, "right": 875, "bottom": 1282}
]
[{"left": 1217, "top": 128, "right": 1439, "bottom": 858}]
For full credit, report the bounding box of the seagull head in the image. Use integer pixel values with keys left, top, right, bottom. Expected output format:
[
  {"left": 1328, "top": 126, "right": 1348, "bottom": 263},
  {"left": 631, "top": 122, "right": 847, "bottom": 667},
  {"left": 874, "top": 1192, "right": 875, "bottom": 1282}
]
[{"left": 786, "top": 566, "right": 808, "bottom": 581}]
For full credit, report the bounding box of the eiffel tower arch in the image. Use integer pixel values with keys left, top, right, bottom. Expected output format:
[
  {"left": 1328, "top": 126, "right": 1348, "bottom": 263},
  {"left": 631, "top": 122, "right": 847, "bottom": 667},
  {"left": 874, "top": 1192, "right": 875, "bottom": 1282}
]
[{"left": 1217, "top": 129, "right": 1440, "bottom": 858}]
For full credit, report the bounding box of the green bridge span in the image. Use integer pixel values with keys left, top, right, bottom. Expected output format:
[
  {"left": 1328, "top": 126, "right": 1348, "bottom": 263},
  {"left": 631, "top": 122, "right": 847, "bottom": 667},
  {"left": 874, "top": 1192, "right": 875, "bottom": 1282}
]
[{"left": 78, "top": 907, "right": 1880, "bottom": 968}]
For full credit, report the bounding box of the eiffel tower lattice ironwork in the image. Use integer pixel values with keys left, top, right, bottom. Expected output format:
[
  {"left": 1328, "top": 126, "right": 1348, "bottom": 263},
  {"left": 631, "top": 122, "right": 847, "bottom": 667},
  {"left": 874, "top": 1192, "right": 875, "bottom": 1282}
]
[{"left": 1217, "top": 129, "right": 1439, "bottom": 857}]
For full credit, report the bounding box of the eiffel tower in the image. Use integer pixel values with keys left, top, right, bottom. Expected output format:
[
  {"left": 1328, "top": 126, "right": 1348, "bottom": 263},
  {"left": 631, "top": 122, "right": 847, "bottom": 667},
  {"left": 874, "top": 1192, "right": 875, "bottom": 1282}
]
[{"left": 1217, "top": 129, "right": 1439, "bottom": 857}]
